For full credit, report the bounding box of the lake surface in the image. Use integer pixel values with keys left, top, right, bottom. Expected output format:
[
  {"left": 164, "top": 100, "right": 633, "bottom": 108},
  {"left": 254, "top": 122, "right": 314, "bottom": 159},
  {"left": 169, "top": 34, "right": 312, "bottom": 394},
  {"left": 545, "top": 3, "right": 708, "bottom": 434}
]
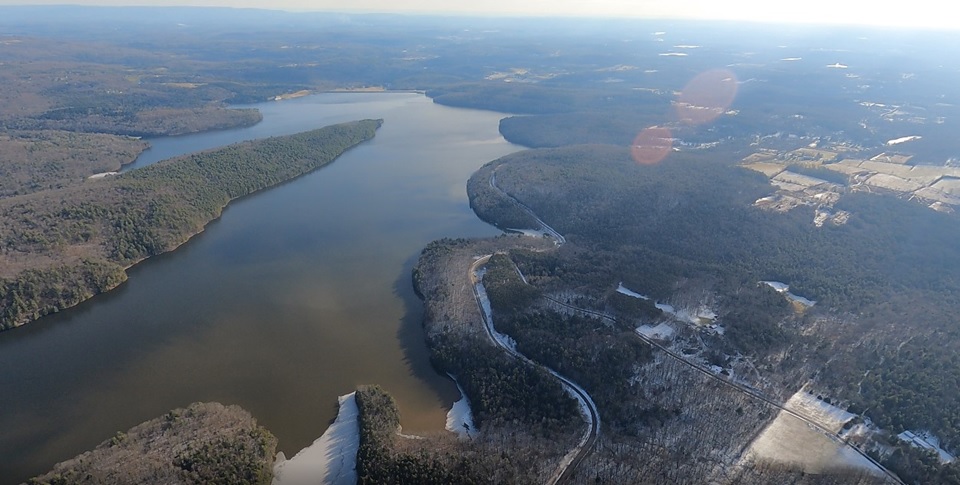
[{"left": 0, "top": 93, "right": 519, "bottom": 482}]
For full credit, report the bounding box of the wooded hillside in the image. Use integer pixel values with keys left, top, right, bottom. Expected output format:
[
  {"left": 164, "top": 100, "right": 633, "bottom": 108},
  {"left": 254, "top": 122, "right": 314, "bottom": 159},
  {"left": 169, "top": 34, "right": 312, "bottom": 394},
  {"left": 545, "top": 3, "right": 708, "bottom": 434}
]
[
  {"left": 29, "top": 402, "right": 277, "bottom": 485},
  {"left": 469, "top": 143, "right": 960, "bottom": 480},
  {"left": 0, "top": 119, "right": 381, "bottom": 330}
]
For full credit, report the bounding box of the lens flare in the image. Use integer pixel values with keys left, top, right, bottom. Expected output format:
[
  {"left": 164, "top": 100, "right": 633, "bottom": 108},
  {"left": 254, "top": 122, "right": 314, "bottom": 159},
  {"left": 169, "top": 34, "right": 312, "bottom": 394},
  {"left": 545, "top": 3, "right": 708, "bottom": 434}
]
[
  {"left": 631, "top": 126, "right": 673, "bottom": 165},
  {"left": 675, "top": 68, "right": 738, "bottom": 125}
]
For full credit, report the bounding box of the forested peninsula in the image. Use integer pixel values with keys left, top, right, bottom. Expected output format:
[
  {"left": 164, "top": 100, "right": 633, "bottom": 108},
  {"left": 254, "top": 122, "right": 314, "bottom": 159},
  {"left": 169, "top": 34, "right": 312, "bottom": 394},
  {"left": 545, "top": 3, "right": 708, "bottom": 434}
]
[
  {"left": 464, "top": 143, "right": 960, "bottom": 482},
  {"left": 0, "top": 119, "right": 382, "bottom": 331},
  {"left": 29, "top": 402, "right": 277, "bottom": 485}
]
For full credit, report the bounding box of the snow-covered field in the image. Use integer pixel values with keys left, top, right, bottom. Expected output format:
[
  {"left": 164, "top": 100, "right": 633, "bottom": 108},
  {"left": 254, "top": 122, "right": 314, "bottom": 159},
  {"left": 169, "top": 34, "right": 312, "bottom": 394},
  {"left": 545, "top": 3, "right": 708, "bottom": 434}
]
[
  {"left": 785, "top": 391, "right": 856, "bottom": 434},
  {"left": 636, "top": 322, "right": 675, "bottom": 340},
  {"left": 656, "top": 302, "right": 716, "bottom": 325},
  {"left": 272, "top": 392, "right": 359, "bottom": 485}
]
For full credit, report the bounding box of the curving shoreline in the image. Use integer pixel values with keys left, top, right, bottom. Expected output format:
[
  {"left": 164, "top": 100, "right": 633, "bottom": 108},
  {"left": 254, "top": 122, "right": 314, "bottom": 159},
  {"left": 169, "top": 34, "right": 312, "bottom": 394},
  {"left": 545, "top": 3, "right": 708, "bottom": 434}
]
[
  {"left": 272, "top": 393, "right": 360, "bottom": 485},
  {"left": 0, "top": 120, "right": 382, "bottom": 331}
]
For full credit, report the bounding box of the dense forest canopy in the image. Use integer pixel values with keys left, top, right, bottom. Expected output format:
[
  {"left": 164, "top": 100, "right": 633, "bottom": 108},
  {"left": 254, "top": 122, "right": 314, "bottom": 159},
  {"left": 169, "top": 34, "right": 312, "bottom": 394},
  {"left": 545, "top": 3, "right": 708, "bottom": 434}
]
[
  {"left": 0, "top": 120, "right": 381, "bottom": 330},
  {"left": 5, "top": 7, "right": 960, "bottom": 484},
  {"left": 469, "top": 142, "right": 960, "bottom": 481}
]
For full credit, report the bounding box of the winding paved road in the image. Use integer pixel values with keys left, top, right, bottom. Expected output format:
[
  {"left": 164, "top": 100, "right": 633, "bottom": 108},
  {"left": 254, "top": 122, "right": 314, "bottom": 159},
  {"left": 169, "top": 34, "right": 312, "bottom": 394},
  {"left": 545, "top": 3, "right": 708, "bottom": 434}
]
[
  {"left": 485, "top": 168, "right": 602, "bottom": 483},
  {"left": 490, "top": 170, "right": 565, "bottom": 245},
  {"left": 484, "top": 165, "right": 903, "bottom": 484},
  {"left": 469, "top": 255, "right": 599, "bottom": 485}
]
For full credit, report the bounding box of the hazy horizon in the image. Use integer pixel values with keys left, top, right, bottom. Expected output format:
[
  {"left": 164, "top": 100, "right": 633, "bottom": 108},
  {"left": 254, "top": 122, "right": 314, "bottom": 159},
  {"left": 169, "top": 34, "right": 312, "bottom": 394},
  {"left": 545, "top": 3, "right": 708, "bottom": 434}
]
[{"left": 0, "top": 0, "right": 954, "bottom": 30}]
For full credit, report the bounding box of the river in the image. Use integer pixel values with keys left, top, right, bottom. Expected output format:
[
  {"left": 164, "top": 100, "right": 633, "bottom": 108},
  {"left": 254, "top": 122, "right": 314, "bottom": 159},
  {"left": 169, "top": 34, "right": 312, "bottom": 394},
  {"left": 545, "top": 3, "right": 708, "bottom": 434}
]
[{"left": 0, "top": 92, "right": 520, "bottom": 483}]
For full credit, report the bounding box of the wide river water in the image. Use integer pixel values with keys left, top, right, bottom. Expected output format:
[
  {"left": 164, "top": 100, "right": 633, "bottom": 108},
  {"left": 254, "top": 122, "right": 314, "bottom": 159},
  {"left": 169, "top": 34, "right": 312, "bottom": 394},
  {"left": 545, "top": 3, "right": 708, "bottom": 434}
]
[{"left": 0, "top": 92, "right": 520, "bottom": 482}]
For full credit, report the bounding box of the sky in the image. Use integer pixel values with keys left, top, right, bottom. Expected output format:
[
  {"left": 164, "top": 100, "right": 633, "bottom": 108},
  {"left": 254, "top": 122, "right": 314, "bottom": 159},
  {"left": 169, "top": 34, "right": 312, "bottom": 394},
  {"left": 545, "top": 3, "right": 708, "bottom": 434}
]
[{"left": 0, "top": 0, "right": 954, "bottom": 30}]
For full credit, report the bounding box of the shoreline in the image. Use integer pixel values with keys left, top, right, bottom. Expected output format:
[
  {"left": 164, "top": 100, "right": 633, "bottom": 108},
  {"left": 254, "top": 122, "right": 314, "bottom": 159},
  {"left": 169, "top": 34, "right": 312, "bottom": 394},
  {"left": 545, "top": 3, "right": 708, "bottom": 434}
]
[
  {"left": 322, "top": 88, "right": 426, "bottom": 95},
  {"left": 444, "top": 374, "right": 476, "bottom": 438},
  {"left": 2, "top": 121, "right": 381, "bottom": 331},
  {"left": 272, "top": 392, "right": 360, "bottom": 485}
]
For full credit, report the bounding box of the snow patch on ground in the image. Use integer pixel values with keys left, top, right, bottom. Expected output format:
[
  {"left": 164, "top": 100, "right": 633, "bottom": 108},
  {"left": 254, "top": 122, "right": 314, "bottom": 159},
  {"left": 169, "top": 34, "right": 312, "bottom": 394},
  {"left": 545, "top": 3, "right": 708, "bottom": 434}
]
[
  {"left": 785, "top": 391, "right": 856, "bottom": 434},
  {"left": 272, "top": 392, "right": 359, "bottom": 485},
  {"left": 788, "top": 293, "right": 816, "bottom": 307},
  {"left": 616, "top": 282, "right": 650, "bottom": 300},
  {"left": 761, "top": 280, "right": 789, "bottom": 292},
  {"left": 887, "top": 135, "right": 922, "bottom": 145},
  {"left": 541, "top": 366, "right": 600, "bottom": 485},
  {"left": 899, "top": 430, "right": 956, "bottom": 463},
  {"left": 559, "top": 374, "right": 597, "bottom": 429},
  {"left": 656, "top": 302, "right": 676, "bottom": 314},
  {"left": 617, "top": 283, "right": 717, "bottom": 325},
  {"left": 636, "top": 322, "right": 675, "bottom": 340},
  {"left": 88, "top": 171, "right": 119, "bottom": 179},
  {"left": 656, "top": 303, "right": 706, "bottom": 325},
  {"left": 474, "top": 268, "right": 518, "bottom": 352},
  {"left": 761, "top": 281, "right": 816, "bottom": 307},
  {"left": 445, "top": 376, "right": 476, "bottom": 439},
  {"left": 506, "top": 227, "right": 550, "bottom": 238},
  {"left": 697, "top": 308, "right": 718, "bottom": 321}
]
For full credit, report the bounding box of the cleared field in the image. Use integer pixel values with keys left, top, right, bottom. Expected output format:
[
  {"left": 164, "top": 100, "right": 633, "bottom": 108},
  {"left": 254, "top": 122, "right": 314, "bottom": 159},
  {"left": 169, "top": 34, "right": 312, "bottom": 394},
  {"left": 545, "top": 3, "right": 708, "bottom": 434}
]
[
  {"left": 773, "top": 170, "right": 832, "bottom": 188},
  {"left": 742, "top": 162, "right": 786, "bottom": 177},
  {"left": 908, "top": 165, "right": 960, "bottom": 178},
  {"left": 770, "top": 179, "right": 807, "bottom": 193},
  {"left": 870, "top": 153, "right": 913, "bottom": 164},
  {"left": 864, "top": 173, "right": 924, "bottom": 193},
  {"left": 785, "top": 392, "right": 855, "bottom": 434},
  {"left": 741, "top": 151, "right": 778, "bottom": 164},
  {"left": 791, "top": 148, "right": 839, "bottom": 161},
  {"left": 822, "top": 162, "right": 868, "bottom": 176},
  {"left": 930, "top": 177, "right": 960, "bottom": 197},
  {"left": 859, "top": 160, "right": 915, "bottom": 178},
  {"left": 744, "top": 409, "right": 879, "bottom": 474},
  {"left": 914, "top": 187, "right": 960, "bottom": 205}
]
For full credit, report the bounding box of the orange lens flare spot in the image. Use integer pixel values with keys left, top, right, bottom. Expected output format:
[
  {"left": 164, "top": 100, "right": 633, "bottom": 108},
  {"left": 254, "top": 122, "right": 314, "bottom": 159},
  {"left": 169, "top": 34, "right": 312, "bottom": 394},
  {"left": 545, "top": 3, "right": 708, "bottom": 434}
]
[
  {"left": 631, "top": 127, "right": 673, "bottom": 165},
  {"left": 675, "top": 68, "right": 738, "bottom": 125}
]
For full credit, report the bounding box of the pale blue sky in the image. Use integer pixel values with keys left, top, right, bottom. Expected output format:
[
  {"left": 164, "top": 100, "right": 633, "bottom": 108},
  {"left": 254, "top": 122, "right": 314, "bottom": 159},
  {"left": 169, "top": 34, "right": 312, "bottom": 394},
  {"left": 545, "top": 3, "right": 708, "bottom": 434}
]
[{"left": 1, "top": 0, "right": 953, "bottom": 29}]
